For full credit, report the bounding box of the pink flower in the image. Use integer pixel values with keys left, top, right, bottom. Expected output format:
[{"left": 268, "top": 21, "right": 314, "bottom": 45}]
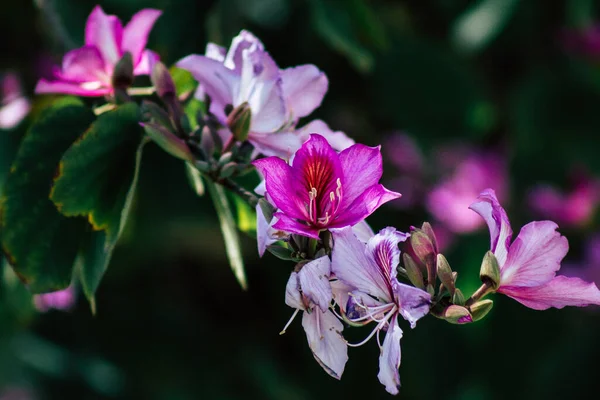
[
  {"left": 281, "top": 256, "right": 348, "bottom": 379},
  {"left": 562, "top": 234, "right": 600, "bottom": 287},
  {"left": 0, "top": 72, "right": 30, "bottom": 129},
  {"left": 427, "top": 150, "right": 508, "bottom": 233},
  {"left": 177, "top": 30, "right": 342, "bottom": 157},
  {"left": 470, "top": 189, "right": 600, "bottom": 310},
  {"left": 383, "top": 133, "right": 425, "bottom": 210},
  {"left": 253, "top": 134, "right": 400, "bottom": 239},
  {"left": 331, "top": 227, "right": 431, "bottom": 394},
  {"left": 33, "top": 285, "right": 76, "bottom": 312},
  {"left": 35, "top": 6, "right": 161, "bottom": 96},
  {"left": 527, "top": 172, "right": 600, "bottom": 228}
]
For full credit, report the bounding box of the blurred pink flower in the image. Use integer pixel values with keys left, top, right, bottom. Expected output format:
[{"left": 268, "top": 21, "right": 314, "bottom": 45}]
[
  {"left": 383, "top": 133, "right": 425, "bottom": 210},
  {"left": 562, "top": 234, "right": 600, "bottom": 286},
  {"left": 426, "top": 149, "right": 508, "bottom": 233},
  {"left": 36, "top": 6, "right": 161, "bottom": 96},
  {"left": 0, "top": 73, "right": 30, "bottom": 129},
  {"left": 33, "top": 285, "right": 76, "bottom": 312},
  {"left": 0, "top": 387, "right": 36, "bottom": 400},
  {"left": 527, "top": 171, "right": 600, "bottom": 228},
  {"left": 562, "top": 24, "right": 600, "bottom": 59}
]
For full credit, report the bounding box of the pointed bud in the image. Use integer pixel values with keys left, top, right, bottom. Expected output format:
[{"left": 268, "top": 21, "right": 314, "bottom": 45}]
[
  {"left": 141, "top": 100, "right": 174, "bottom": 130},
  {"left": 469, "top": 299, "right": 493, "bottom": 321},
  {"left": 219, "top": 162, "right": 238, "bottom": 179},
  {"left": 408, "top": 222, "right": 439, "bottom": 286},
  {"left": 194, "top": 160, "right": 211, "bottom": 172},
  {"left": 443, "top": 305, "right": 473, "bottom": 324},
  {"left": 421, "top": 222, "right": 438, "bottom": 252},
  {"left": 403, "top": 253, "right": 424, "bottom": 289},
  {"left": 436, "top": 254, "right": 455, "bottom": 296},
  {"left": 452, "top": 288, "right": 465, "bottom": 306},
  {"left": 480, "top": 251, "right": 501, "bottom": 290},
  {"left": 218, "top": 152, "right": 233, "bottom": 166},
  {"left": 200, "top": 126, "right": 216, "bottom": 158},
  {"left": 141, "top": 123, "right": 193, "bottom": 161},
  {"left": 151, "top": 62, "right": 176, "bottom": 99},
  {"left": 112, "top": 52, "right": 134, "bottom": 91},
  {"left": 226, "top": 102, "right": 252, "bottom": 141}
]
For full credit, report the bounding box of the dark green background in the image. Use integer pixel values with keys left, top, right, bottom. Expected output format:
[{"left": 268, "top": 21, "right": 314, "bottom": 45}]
[{"left": 1, "top": 0, "right": 600, "bottom": 399}]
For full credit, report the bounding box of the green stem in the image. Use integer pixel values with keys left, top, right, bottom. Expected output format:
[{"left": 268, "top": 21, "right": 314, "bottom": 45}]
[
  {"left": 218, "top": 178, "right": 259, "bottom": 208},
  {"left": 128, "top": 87, "right": 156, "bottom": 96},
  {"left": 465, "top": 282, "right": 493, "bottom": 307}
]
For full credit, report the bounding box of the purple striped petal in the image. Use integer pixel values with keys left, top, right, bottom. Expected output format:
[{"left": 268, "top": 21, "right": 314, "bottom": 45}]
[
  {"left": 122, "top": 9, "right": 162, "bottom": 65},
  {"left": 366, "top": 227, "right": 409, "bottom": 281},
  {"left": 281, "top": 64, "right": 328, "bottom": 119},
  {"left": 393, "top": 281, "right": 431, "bottom": 328}
]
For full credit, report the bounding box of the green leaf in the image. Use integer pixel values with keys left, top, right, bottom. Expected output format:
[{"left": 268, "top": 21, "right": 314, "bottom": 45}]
[
  {"left": 50, "top": 103, "right": 145, "bottom": 303},
  {"left": 185, "top": 162, "right": 205, "bottom": 196},
  {"left": 205, "top": 179, "right": 247, "bottom": 290},
  {"left": 1, "top": 97, "right": 95, "bottom": 292},
  {"left": 184, "top": 98, "right": 206, "bottom": 131},
  {"left": 169, "top": 66, "right": 198, "bottom": 98},
  {"left": 232, "top": 194, "right": 256, "bottom": 237}
]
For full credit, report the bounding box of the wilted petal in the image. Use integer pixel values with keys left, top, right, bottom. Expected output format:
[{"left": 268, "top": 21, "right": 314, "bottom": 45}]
[
  {"left": 59, "top": 46, "right": 107, "bottom": 82},
  {"left": 296, "top": 119, "right": 355, "bottom": 151},
  {"left": 249, "top": 131, "right": 304, "bottom": 158},
  {"left": 393, "top": 281, "right": 431, "bottom": 328},
  {"left": 298, "top": 256, "right": 332, "bottom": 312},
  {"left": 35, "top": 79, "right": 110, "bottom": 97},
  {"left": 176, "top": 55, "right": 237, "bottom": 122},
  {"left": 285, "top": 271, "right": 305, "bottom": 310},
  {"left": 256, "top": 205, "right": 280, "bottom": 257},
  {"left": 122, "top": 9, "right": 162, "bottom": 65},
  {"left": 272, "top": 213, "right": 321, "bottom": 239},
  {"left": 366, "top": 227, "right": 409, "bottom": 281},
  {"left": 378, "top": 317, "right": 403, "bottom": 395},
  {"left": 338, "top": 143, "right": 384, "bottom": 206},
  {"left": 281, "top": 64, "right": 328, "bottom": 119},
  {"left": 501, "top": 221, "right": 568, "bottom": 287},
  {"left": 469, "top": 188, "right": 513, "bottom": 266},
  {"left": 330, "top": 280, "right": 354, "bottom": 313},
  {"left": 85, "top": 6, "right": 123, "bottom": 65},
  {"left": 332, "top": 184, "right": 401, "bottom": 228},
  {"left": 331, "top": 227, "right": 392, "bottom": 302},
  {"left": 499, "top": 275, "right": 600, "bottom": 310},
  {"left": 302, "top": 309, "right": 348, "bottom": 380}
]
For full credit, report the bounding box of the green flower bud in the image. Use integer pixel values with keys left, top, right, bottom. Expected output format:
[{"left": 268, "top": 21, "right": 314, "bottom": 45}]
[
  {"left": 141, "top": 123, "right": 193, "bottom": 161},
  {"left": 403, "top": 253, "right": 425, "bottom": 289},
  {"left": 443, "top": 305, "right": 473, "bottom": 324},
  {"left": 480, "top": 251, "right": 501, "bottom": 290},
  {"left": 469, "top": 299, "right": 494, "bottom": 322},
  {"left": 436, "top": 253, "right": 455, "bottom": 296},
  {"left": 226, "top": 102, "right": 252, "bottom": 141}
]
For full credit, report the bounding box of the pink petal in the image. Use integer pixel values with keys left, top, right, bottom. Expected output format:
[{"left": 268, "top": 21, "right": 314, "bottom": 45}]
[
  {"left": 499, "top": 275, "right": 600, "bottom": 310},
  {"left": 176, "top": 54, "right": 237, "bottom": 123},
  {"left": 85, "top": 6, "right": 123, "bottom": 66},
  {"left": 0, "top": 97, "right": 30, "bottom": 129},
  {"left": 285, "top": 271, "right": 305, "bottom": 310},
  {"left": 224, "top": 30, "right": 265, "bottom": 72},
  {"left": 133, "top": 50, "right": 160, "bottom": 76},
  {"left": 296, "top": 119, "right": 355, "bottom": 151},
  {"left": 378, "top": 317, "right": 403, "bottom": 395},
  {"left": 331, "top": 227, "right": 393, "bottom": 303},
  {"left": 338, "top": 143, "right": 384, "bottom": 206},
  {"left": 366, "top": 227, "right": 409, "bottom": 281},
  {"left": 469, "top": 188, "right": 513, "bottom": 266},
  {"left": 298, "top": 256, "right": 332, "bottom": 312},
  {"left": 252, "top": 157, "right": 306, "bottom": 221},
  {"left": 500, "top": 221, "right": 568, "bottom": 287},
  {"left": 33, "top": 285, "right": 76, "bottom": 313},
  {"left": 281, "top": 64, "right": 328, "bottom": 119},
  {"left": 35, "top": 79, "right": 111, "bottom": 97},
  {"left": 206, "top": 43, "right": 227, "bottom": 62},
  {"left": 249, "top": 131, "right": 304, "bottom": 158},
  {"left": 332, "top": 184, "right": 401, "bottom": 228},
  {"left": 256, "top": 205, "right": 280, "bottom": 257},
  {"left": 393, "top": 282, "right": 431, "bottom": 328},
  {"left": 58, "top": 46, "right": 107, "bottom": 83},
  {"left": 302, "top": 309, "right": 348, "bottom": 380},
  {"left": 272, "top": 213, "right": 321, "bottom": 239},
  {"left": 122, "top": 9, "right": 162, "bottom": 65}
]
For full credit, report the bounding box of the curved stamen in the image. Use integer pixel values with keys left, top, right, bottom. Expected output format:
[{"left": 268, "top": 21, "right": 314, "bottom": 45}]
[
  {"left": 279, "top": 308, "right": 301, "bottom": 335},
  {"left": 346, "top": 306, "right": 397, "bottom": 347}
]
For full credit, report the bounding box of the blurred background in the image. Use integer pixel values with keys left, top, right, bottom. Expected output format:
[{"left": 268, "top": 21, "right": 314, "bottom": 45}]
[{"left": 2, "top": 0, "right": 600, "bottom": 399}]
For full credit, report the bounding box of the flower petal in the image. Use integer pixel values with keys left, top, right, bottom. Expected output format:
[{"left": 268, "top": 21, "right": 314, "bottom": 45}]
[
  {"left": 378, "top": 317, "right": 403, "bottom": 395},
  {"left": 281, "top": 64, "right": 328, "bottom": 119},
  {"left": 224, "top": 30, "right": 265, "bottom": 72},
  {"left": 351, "top": 220, "right": 375, "bottom": 243},
  {"left": 59, "top": 46, "right": 107, "bottom": 82},
  {"left": 122, "top": 9, "right": 162, "bottom": 65},
  {"left": 249, "top": 131, "right": 304, "bottom": 158},
  {"left": 469, "top": 188, "right": 513, "bottom": 266},
  {"left": 499, "top": 275, "right": 600, "bottom": 310},
  {"left": 252, "top": 156, "right": 306, "bottom": 220},
  {"left": 298, "top": 256, "right": 332, "bottom": 312},
  {"left": 206, "top": 43, "right": 227, "bottom": 62},
  {"left": 330, "top": 280, "right": 354, "bottom": 313},
  {"left": 0, "top": 97, "right": 30, "bottom": 129},
  {"left": 272, "top": 213, "right": 321, "bottom": 239},
  {"left": 35, "top": 79, "right": 110, "bottom": 97},
  {"left": 302, "top": 309, "right": 348, "bottom": 380},
  {"left": 285, "top": 271, "right": 304, "bottom": 310},
  {"left": 296, "top": 119, "right": 355, "bottom": 151},
  {"left": 85, "top": 6, "right": 123, "bottom": 65},
  {"left": 338, "top": 143, "right": 384, "bottom": 206},
  {"left": 256, "top": 205, "right": 280, "bottom": 257},
  {"left": 176, "top": 54, "right": 237, "bottom": 123},
  {"left": 366, "top": 227, "right": 409, "bottom": 281},
  {"left": 393, "top": 282, "right": 431, "bottom": 328},
  {"left": 331, "top": 227, "right": 392, "bottom": 302},
  {"left": 500, "top": 221, "right": 568, "bottom": 287},
  {"left": 132, "top": 50, "right": 160, "bottom": 76},
  {"left": 332, "top": 184, "right": 401, "bottom": 228}
]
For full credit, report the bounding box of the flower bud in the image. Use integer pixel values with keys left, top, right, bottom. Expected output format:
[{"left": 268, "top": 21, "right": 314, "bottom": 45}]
[
  {"left": 443, "top": 305, "right": 473, "bottom": 324},
  {"left": 141, "top": 122, "right": 193, "bottom": 161},
  {"left": 408, "top": 222, "right": 439, "bottom": 286},
  {"left": 436, "top": 253, "right": 455, "bottom": 296},
  {"left": 112, "top": 52, "right": 134, "bottom": 91},
  {"left": 141, "top": 100, "right": 173, "bottom": 130},
  {"left": 218, "top": 152, "right": 233, "bottom": 166},
  {"left": 469, "top": 299, "right": 493, "bottom": 321},
  {"left": 200, "top": 126, "right": 216, "bottom": 158},
  {"left": 480, "top": 251, "right": 501, "bottom": 290},
  {"left": 226, "top": 102, "right": 252, "bottom": 141},
  {"left": 219, "top": 162, "right": 238, "bottom": 179},
  {"left": 452, "top": 288, "right": 465, "bottom": 306},
  {"left": 151, "top": 62, "right": 176, "bottom": 99},
  {"left": 403, "top": 253, "right": 424, "bottom": 289}
]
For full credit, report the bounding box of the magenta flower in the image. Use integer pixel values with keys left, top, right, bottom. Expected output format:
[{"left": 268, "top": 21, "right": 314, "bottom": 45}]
[
  {"left": 177, "top": 30, "right": 330, "bottom": 157},
  {"left": 33, "top": 285, "right": 76, "bottom": 312},
  {"left": 252, "top": 134, "right": 400, "bottom": 239},
  {"left": 331, "top": 227, "right": 431, "bottom": 395},
  {"left": 470, "top": 189, "right": 600, "bottom": 310},
  {"left": 527, "top": 172, "right": 600, "bottom": 228},
  {"left": 427, "top": 150, "right": 508, "bottom": 233},
  {"left": 281, "top": 256, "right": 348, "bottom": 379},
  {"left": 0, "top": 72, "right": 30, "bottom": 129},
  {"left": 35, "top": 6, "right": 162, "bottom": 97}
]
